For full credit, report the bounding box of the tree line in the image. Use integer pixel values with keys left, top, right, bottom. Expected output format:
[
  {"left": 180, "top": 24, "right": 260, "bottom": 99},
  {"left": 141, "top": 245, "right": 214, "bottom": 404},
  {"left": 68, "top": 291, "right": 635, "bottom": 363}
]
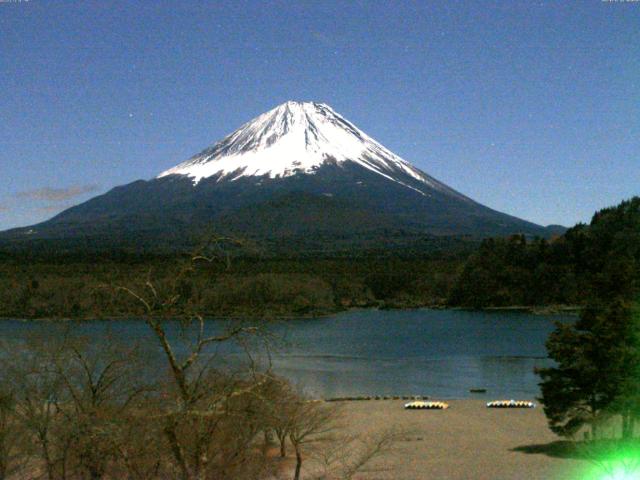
[
  {"left": 450, "top": 197, "right": 640, "bottom": 309},
  {"left": 0, "top": 251, "right": 468, "bottom": 320}
]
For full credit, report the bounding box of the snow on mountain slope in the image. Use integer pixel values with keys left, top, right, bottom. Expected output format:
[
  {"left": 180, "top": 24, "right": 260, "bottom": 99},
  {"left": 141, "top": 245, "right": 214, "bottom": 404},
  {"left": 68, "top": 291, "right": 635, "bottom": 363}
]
[{"left": 158, "top": 101, "right": 465, "bottom": 199}]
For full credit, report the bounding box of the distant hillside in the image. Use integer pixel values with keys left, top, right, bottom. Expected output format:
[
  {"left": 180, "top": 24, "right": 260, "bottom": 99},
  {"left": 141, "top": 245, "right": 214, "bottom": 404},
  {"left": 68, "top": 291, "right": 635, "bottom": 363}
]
[{"left": 449, "top": 197, "right": 640, "bottom": 308}]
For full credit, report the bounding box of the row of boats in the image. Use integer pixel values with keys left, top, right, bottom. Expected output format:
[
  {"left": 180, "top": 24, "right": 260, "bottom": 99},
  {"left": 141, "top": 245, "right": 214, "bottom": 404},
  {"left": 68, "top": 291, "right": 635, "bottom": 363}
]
[{"left": 404, "top": 400, "right": 536, "bottom": 410}]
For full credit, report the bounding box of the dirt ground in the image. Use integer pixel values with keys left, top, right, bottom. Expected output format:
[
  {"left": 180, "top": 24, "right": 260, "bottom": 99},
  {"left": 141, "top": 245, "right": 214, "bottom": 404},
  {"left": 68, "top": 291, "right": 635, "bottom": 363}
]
[{"left": 329, "top": 399, "right": 591, "bottom": 480}]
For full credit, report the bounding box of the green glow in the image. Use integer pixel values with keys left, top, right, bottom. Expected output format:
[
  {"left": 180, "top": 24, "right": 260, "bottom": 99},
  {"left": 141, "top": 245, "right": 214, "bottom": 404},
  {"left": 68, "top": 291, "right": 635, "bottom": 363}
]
[
  {"left": 604, "top": 466, "right": 639, "bottom": 480},
  {"left": 573, "top": 442, "right": 640, "bottom": 480}
]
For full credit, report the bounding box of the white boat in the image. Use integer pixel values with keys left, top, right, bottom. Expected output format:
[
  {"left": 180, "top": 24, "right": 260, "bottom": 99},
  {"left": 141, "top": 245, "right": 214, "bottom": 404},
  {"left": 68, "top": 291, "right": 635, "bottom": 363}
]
[
  {"left": 404, "top": 401, "right": 449, "bottom": 410},
  {"left": 486, "top": 400, "right": 535, "bottom": 408}
]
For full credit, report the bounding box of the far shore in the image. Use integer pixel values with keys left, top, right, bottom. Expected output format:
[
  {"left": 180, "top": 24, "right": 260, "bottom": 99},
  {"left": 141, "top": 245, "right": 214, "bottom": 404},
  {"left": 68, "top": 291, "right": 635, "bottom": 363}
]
[
  {"left": 479, "top": 304, "right": 581, "bottom": 315},
  {"left": 0, "top": 304, "right": 581, "bottom": 322}
]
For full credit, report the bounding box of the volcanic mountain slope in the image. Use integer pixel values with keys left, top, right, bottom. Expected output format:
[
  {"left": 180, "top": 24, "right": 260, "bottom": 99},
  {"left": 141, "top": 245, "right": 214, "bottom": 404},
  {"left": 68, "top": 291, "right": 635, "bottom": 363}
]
[{"left": 2, "top": 101, "right": 554, "bottom": 251}]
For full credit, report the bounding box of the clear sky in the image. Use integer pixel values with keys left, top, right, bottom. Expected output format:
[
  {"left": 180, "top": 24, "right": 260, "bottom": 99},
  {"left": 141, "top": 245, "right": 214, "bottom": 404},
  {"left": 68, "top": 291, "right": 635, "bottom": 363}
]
[{"left": 1, "top": 0, "right": 638, "bottom": 230}]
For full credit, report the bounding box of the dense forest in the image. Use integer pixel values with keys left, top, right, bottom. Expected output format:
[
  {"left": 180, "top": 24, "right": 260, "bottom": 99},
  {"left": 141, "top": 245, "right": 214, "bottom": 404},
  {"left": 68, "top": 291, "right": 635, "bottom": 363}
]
[
  {"left": 450, "top": 197, "right": 640, "bottom": 308},
  {"left": 0, "top": 246, "right": 472, "bottom": 320},
  {"left": 0, "top": 197, "right": 638, "bottom": 320}
]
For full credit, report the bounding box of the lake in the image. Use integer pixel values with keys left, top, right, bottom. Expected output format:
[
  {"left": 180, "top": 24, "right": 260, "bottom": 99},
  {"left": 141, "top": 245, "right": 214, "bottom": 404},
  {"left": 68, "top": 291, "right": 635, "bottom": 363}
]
[{"left": 0, "top": 309, "right": 572, "bottom": 399}]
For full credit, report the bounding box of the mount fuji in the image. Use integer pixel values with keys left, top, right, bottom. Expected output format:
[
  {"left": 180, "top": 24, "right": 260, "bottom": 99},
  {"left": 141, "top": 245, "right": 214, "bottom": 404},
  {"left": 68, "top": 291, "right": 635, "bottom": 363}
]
[{"left": 2, "top": 101, "right": 554, "bottom": 252}]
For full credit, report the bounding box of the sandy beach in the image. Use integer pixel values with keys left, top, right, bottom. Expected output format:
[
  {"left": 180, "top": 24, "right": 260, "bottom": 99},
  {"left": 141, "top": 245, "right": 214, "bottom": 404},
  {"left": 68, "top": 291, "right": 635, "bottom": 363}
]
[{"left": 332, "top": 399, "right": 590, "bottom": 480}]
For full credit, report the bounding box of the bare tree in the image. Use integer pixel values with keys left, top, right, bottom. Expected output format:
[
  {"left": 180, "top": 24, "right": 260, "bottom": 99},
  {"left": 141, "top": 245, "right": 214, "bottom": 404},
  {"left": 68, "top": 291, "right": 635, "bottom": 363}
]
[
  {"left": 5, "top": 338, "right": 71, "bottom": 480},
  {"left": 114, "top": 410, "right": 166, "bottom": 480},
  {"left": 311, "top": 429, "right": 403, "bottom": 480},
  {"left": 258, "top": 376, "right": 298, "bottom": 458},
  {"left": 115, "top": 237, "right": 272, "bottom": 480},
  {"left": 288, "top": 400, "right": 340, "bottom": 480},
  {"left": 51, "top": 335, "right": 150, "bottom": 480},
  {"left": 2, "top": 331, "right": 152, "bottom": 480},
  {"left": 0, "top": 389, "right": 27, "bottom": 480}
]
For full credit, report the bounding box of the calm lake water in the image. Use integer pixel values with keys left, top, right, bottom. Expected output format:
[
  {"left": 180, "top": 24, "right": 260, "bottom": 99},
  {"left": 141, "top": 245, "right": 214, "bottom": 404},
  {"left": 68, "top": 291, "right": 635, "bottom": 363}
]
[{"left": 1, "top": 309, "right": 572, "bottom": 399}]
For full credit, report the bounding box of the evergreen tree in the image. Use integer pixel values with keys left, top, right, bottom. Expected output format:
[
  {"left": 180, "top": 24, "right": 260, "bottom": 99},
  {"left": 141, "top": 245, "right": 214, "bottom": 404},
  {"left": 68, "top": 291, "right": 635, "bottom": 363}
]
[
  {"left": 538, "top": 300, "right": 640, "bottom": 439},
  {"left": 610, "top": 304, "right": 640, "bottom": 440}
]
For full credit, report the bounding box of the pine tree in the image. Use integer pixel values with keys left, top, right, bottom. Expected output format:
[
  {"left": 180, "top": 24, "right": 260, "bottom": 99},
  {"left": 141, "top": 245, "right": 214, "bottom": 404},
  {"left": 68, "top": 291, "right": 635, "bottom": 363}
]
[
  {"left": 610, "top": 304, "right": 640, "bottom": 440},
  {"left": 538, "top": 299, "right": 639, "bottom": 440}
]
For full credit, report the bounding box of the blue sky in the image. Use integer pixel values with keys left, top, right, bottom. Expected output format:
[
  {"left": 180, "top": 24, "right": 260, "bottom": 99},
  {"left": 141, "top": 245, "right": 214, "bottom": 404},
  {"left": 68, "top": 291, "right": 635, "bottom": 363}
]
[{"left": 1, "top": 0, "right": 638, "bottom": 230}]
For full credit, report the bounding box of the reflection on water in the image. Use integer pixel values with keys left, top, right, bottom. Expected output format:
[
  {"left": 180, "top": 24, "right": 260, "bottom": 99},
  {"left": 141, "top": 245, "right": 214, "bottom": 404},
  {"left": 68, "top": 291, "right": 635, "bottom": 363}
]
[{"left": 0, "top": 309, "right": 572, "bottom": 399}]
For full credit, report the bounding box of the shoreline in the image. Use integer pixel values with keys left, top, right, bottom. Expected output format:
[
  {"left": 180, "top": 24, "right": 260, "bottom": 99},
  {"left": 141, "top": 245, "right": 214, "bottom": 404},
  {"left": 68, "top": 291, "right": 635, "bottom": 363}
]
[
  {"left": 0, "top": 304, "right": 581, "bottom": 322},
  {"left": 479, "top": 304, "right": 581, "bottom": 315}
]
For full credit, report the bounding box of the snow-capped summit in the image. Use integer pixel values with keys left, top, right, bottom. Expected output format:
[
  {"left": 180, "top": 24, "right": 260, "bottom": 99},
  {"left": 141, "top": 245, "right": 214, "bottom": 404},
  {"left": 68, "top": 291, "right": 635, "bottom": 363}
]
[{"left": 158, "top": 101, "right": 460, "bottom": 198}]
